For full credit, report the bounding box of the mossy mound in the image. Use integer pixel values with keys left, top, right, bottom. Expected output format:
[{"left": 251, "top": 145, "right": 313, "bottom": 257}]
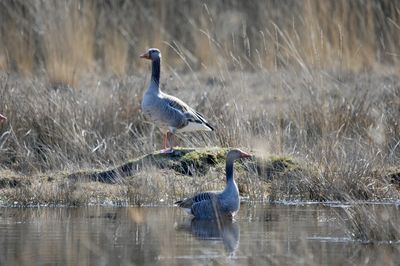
[
  {"left": 67, "top": 147, "right": 230, "bottom": 183},
  {"left": 67, "top": 147, "right": 302, "bottom": 184}
]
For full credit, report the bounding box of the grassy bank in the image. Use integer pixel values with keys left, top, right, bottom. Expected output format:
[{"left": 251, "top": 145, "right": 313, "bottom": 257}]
[{"left": 0, "top": 70, "right": 399, "bottom": 206}]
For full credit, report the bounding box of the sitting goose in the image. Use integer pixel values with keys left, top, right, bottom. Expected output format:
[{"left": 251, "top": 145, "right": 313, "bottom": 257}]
[
  {"left": 0, "top": 113, "right": 6, "bottom": 123},
  {"left": 175, "top": 149, "right": 252, "bottom": 220},
  {"left": 140, "top": 48, "right": 214, "bottom": 153}
]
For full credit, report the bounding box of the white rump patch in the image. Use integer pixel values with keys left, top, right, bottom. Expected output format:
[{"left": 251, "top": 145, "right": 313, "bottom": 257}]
[{"left": 177, "top": 122, "right": 212, "bottom": 133}]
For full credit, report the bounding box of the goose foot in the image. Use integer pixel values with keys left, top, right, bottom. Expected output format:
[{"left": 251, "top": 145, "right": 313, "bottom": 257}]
[{"left": 159, "top": 148, "right": 174, "bottom": 154}]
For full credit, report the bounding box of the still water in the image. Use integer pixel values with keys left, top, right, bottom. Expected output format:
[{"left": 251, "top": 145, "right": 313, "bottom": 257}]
[{"left": 0, "top": 204, "right": 398, "bottom": 265}]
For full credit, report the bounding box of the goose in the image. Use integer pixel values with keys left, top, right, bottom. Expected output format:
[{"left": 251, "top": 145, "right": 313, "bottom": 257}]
[
  {"left": 175, "top": 149, "right": 252, "bottom": 220},
  {"left": 0, "top": 113, "right": 6, "bottom": 123},
  {"left": 140, "top": 48, "right": 214, "bottom": 153}
]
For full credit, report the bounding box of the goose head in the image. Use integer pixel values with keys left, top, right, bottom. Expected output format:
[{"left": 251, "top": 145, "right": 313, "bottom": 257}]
[
  {"left": 140, "top": 48, "right": 161, "bottom": 61},
  {"left": 226, "top": 149, "right": 252, "bottom": 161}
]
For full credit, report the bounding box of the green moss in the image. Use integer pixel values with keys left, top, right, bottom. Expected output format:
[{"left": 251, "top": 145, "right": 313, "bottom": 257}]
[
  {"left": 66, "top": 147, "right": 230, "bottom": 183},
  {"left": 161, "top": 147, "right": 228, "bottom": 176},
  {"left": 181, "top": 148, "right": 226, "bottom": 164},
  {"left": 72, "top": 148, "right": 299, "bottom": 183}
]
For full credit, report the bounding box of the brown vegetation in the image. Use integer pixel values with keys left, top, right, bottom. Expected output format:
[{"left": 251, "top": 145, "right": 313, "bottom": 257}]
[
  {"left": 1, "top": 3, "right": 400, "bottom": 200},
  {"left": 1, "top": 0, "right": 400, "bottom": 244},
  {"left": 1, "top": 1, "right": 400, "bottom": 83}
]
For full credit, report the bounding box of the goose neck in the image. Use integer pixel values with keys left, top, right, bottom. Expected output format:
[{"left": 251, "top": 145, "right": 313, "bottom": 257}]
[
  {"left": 225, "top": 158, "right": 235, "bottom": 183},
  {"left": 151, "top": 57, "right": 161, "bottom": 86}
]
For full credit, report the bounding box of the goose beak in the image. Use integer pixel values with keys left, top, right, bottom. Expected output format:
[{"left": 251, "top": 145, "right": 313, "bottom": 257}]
[
  {"left": 140, "top": 52, "right": 150, "bottom": 60},
  {"left": 240, "top": 151, "right": 252, "bottom": 159}
]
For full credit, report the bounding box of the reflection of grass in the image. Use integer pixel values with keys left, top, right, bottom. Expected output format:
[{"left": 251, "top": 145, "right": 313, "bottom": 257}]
[{"left": 340, "top": 203, "right": 400, "bottom": 243}]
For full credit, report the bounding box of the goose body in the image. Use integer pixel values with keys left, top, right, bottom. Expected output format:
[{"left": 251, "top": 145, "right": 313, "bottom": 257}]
[
  {"left": 175, "top": 149, "right": 252, "bottom": 220},
  {"left": 140, "top": 48, "right": 213, "bottom": 152}
]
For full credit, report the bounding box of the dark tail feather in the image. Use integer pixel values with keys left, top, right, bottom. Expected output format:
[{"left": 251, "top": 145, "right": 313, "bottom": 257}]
[
  {"left": 194, "top": 111, "right": 215, "bottom": 131},
  {"left": 205, "top": 121, "right": 214, "bottom": 131}
]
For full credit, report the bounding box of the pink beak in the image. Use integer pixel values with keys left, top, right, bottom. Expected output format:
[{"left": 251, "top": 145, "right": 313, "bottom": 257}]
[
  {"left": 240, "top": 151, "right": 252, "bottom": 159},
  {"left": 139, "top": 52, "right": 150, "bottom": 60}
]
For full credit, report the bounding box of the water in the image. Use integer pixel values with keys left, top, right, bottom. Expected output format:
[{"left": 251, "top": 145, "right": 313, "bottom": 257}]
[{"left": 0, "top": 204, "right": 399, "bottom": 265}]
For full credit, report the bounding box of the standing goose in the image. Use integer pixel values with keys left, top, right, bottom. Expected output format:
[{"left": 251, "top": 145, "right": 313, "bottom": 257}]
[
  {"left": 140, "top": 48, "right": 214, "bottom": 153},
  {"left": 175, "top": 149, "right": 252, "bottom": 220}
]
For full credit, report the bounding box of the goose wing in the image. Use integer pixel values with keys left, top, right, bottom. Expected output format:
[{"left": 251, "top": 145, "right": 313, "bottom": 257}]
[
  {"left": 162, "top": 93, "right": 214, "bottom": 131},
  {"left": 174, "top": 191, "right": 216, "bottom": 209}
]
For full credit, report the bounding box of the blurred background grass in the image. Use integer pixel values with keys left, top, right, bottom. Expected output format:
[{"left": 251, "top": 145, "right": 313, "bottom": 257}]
[{"left": 1, "top": 0, "right": 400, "bottom": 86}]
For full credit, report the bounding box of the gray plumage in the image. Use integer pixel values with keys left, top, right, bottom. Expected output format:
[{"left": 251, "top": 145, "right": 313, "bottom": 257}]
[
  {"left": 175, "top": 149, "right": 252, "bottom": 220},
  {"left": 140, "top": 48, "right": 213, "bottom": 150}
]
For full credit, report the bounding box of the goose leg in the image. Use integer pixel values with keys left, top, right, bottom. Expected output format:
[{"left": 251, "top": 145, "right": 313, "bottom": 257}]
[
  {"left": 163, "top": 132, "right": 167, "bottom": 149},
  {"left": 160, "top": 132, "right": 174, "bottom": 154}
]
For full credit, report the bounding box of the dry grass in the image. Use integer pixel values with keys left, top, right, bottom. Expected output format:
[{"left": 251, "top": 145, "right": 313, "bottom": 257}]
[
  {"left": 1, "top": 0, "right": 400, "bottom": 252},
  {"left": 0, "top": 2, "right": 400, "bottom": 247},
  {"left": 1, "top": 1, "right": 400, "bottom": 83},
  {"left": 0, "top": 70, "right": 399, "bottom": 204}
]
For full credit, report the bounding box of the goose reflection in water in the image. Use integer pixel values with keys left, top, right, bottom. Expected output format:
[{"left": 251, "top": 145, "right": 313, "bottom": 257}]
[{"left": 176, "top": 218, "right": 240, "bottom": 256}]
